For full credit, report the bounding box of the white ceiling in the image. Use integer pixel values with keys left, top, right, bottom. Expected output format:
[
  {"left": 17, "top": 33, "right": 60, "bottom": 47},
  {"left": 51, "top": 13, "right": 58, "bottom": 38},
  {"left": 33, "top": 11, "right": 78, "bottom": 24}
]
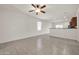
[{"left": 13, "top": 4, "right": 79, "bottom": 22}]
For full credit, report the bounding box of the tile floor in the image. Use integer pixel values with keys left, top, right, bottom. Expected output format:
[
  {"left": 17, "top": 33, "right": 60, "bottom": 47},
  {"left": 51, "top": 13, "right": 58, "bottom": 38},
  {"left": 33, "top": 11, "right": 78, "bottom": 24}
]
[{"left": 0, "top": 34, "right": 79, "bottom": 55}]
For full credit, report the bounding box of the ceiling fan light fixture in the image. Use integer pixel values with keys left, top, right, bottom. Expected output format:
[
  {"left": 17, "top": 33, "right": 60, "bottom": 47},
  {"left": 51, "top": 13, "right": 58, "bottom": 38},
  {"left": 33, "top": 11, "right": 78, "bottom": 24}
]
[
  {"left": 29, "top": 4, "right": 46, "bottom": 15},
  {"left": 35, "top": 8, "right": 41, "bottom": 13}
]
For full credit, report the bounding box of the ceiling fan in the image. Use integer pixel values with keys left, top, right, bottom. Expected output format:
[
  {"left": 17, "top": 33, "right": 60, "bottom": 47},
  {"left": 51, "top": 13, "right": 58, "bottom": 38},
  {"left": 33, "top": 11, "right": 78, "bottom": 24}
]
[{"left": 29, "top": 4, "right": 46, "bottom": 15}]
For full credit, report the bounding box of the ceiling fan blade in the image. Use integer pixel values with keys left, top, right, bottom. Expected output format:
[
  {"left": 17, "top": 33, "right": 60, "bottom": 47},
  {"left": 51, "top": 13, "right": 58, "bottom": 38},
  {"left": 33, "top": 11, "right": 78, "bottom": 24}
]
[
  {"left": 32, "top": 4, "right": 36, "bottom": 8},
  {"left": 41, "top": 10, "right": 46, "bottom": 13},
  {"left": 37, "top": 4, "right": 40, "bottom": 8},
  {"left": 41, "top": 5, "right": 46, "bottom": 9},
  {"left": 29, "top": 10, "right": 34, "bottom": 12}
]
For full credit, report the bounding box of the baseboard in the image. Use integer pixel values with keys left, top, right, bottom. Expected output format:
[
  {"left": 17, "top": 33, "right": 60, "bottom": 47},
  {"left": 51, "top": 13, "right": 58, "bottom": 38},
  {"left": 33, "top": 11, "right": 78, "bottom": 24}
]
[
  {"left": 48, "top": 34, "right": 77, "bottom": 41},
  {"left": 0, "top": 32, "right": 49, "bottom": 44}
]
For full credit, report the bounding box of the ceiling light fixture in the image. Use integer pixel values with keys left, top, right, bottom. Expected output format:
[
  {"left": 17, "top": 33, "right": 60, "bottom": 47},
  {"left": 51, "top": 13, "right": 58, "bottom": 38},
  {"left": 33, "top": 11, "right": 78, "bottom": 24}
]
[
  {"left": 35, "top": 8, "right": 41, "bottom": 13},
  {"left": 29, "top": 4, "right": 46, "bottom": 15}
]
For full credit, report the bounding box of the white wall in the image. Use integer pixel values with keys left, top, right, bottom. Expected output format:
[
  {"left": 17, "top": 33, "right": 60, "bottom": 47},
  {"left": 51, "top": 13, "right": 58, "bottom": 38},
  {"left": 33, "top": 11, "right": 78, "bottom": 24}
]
[
  {"left": 0, "top": 5, "right": 50, "bottom": 43},
  {"left": 50, "top": 29, "right": 76, "bottom": 40},
  {"left": 51, "top": 22, "right": 69, "bottom": 29},
  {"left": 76, "top": 8, "right": 79, "bottom": 41}
]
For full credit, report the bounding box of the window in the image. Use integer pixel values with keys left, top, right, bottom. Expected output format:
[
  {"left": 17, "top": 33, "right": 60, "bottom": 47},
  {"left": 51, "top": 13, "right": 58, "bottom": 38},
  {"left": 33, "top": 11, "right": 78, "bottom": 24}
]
[
  {"left": 56, "top": 25, "right": 63, "bottom": 28},
  {"left": 37, "top": 21, "right": 42, "bottom": 31}
]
